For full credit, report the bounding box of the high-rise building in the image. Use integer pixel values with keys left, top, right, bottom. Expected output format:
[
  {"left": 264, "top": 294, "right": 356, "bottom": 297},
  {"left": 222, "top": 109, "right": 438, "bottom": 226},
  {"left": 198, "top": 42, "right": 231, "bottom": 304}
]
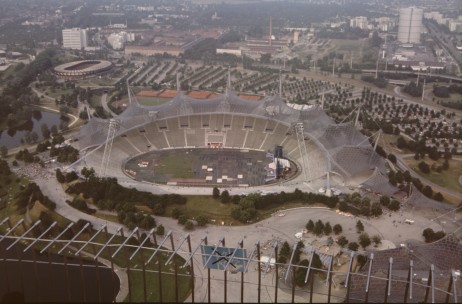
[
  {"left": 350, "top": 16, "right": 368, "bottom": 30},
  {"left": 62, "top": 28, "right": 88, "bottom": 50},
  {"left": 398, "top": 7, "right": 423, "bottom": 44}
]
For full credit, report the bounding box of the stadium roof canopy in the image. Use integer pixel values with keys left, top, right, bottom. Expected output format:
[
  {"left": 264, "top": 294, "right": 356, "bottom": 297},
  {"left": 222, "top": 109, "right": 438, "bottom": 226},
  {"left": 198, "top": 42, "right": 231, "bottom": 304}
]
[{"left": 77, "top": 89, "right": 385, "bottom": 181}]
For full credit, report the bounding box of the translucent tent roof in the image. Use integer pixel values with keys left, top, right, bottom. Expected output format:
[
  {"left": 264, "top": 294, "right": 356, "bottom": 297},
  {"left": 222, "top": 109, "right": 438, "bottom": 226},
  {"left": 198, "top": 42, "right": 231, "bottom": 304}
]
[{"left": 77, "top": 89, "right": 386, "bottom": 181}]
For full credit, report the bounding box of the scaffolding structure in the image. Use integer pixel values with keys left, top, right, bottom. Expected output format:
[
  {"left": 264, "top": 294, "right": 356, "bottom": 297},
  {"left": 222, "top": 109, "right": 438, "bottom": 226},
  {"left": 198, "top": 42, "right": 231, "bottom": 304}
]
[{"left": 0, "top": 217, "right": 460, "bottom": 303}]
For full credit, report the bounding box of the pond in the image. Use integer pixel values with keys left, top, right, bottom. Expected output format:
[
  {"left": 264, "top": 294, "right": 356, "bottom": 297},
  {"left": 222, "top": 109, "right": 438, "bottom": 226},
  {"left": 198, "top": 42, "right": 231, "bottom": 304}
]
[{"left": 0, "top": 110, "right": 63, "bottom": 149}]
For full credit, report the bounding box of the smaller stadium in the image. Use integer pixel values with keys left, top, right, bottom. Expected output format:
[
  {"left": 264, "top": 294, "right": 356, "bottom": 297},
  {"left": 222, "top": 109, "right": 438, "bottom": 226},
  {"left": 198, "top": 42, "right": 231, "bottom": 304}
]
[{"left": 53, "top": 60, "right": 113, "bottom": 79}]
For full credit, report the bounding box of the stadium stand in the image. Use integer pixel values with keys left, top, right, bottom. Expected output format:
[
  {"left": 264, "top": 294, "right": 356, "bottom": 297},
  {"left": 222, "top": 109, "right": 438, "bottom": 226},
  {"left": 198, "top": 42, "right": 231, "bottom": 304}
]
[{"left": 75, "top": 89, "right": 388, "bottom": 188}]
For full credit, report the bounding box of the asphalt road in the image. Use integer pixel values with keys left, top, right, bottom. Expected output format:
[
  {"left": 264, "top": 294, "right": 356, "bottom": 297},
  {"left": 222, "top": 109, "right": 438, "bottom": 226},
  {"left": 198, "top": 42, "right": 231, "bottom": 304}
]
[{"left": 26, "top": 162, "right": 462, "bottom": 303}]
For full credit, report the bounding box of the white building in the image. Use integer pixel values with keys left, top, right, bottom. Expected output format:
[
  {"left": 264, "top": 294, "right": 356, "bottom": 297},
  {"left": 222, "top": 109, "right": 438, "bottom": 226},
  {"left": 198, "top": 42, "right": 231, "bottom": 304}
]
[
  {"left": 350, "top": 16, "right": 368, "bottom": 30},
  {"left": 449, "top": 20, "right": 462, "bottom": 32},
  {"left": 398, "top": 7, "right": 423, "bottom": 44},
  {"left": 62, "top": 28, "right": 88, "bottom": 50},
  {"left": 107, "top": 32, "right": 135, "bottom": 50}
]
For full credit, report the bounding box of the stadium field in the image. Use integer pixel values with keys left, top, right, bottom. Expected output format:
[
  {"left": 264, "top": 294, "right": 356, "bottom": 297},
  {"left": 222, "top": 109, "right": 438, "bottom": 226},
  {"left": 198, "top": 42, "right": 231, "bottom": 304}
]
[{"left": 124, "top": 148, "right": 275, "bottom": 187}]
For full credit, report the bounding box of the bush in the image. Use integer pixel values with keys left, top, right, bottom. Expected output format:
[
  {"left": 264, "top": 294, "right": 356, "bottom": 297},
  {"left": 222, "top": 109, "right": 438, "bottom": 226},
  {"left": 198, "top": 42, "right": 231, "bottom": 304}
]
[
  {"left": 172, "top": 207, "right": 182, "bottom": 219},
  {"left": 196, "top": 215, "right": 209, "bottom": 226},
  {"left": 178, "top": 214, "right": 188, "bottom": 225},
  {"left": 156, "top": 224, "right": 165, "bottom": 235},
  {"left": 333, "top": 224, "right": 342, "bottom": 235},
  {"left": 184, "top": 220, "right": 194, "bottom": 230},
  {"left": 220, "top": 190, "right": 230, "bottom": 203},
  {"left": 422, "top": 228, "right": 446, "bottom": 243},
  {"left": 212, "top": 187, "right": 220, "bottom": 199}
]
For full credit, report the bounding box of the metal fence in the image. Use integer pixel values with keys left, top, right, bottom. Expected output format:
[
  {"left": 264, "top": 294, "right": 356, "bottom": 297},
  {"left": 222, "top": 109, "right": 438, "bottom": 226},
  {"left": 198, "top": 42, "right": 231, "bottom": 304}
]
[{"left": 0, "top": 217, "right": 460, "bottom": 303}]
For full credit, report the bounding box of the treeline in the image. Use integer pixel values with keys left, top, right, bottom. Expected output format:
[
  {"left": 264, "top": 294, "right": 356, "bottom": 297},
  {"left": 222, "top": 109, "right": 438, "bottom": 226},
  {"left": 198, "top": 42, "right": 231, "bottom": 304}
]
[
  {"left": 65, "top": 175, "right": 186, "bottom": 230},
  {"left": 361, "top": 76, "right": 388, "bottom": 89},
  {"left": 0, "top": 49, "right": 58, "bottom": 129},
  {"left": 433, "top": 84, "right": 462, "bottom": 98},
  {"left": 402, "top": 81, "right": 422, "bottom": 97},
  {"left": 387, "top": 168, "right": 444, "bottom": 202}
]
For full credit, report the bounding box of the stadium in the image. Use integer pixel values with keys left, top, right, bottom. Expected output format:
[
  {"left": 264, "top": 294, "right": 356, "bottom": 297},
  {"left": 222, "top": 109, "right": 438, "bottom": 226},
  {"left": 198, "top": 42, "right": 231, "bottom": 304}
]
[
  {"left": 73, "top": 82, "right": 388, "bottom": 194},
  {"left": 53, "top": 60, "right": 113, "bottom": 79}
]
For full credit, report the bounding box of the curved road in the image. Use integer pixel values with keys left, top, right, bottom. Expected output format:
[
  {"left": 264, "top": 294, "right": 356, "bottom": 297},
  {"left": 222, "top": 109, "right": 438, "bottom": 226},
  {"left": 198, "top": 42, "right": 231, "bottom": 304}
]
[
  {"left": 30, "top": 165, "right": 454, "bottom": 303},
  {"left": 100, "top": 92, "right": 118, "bottom": 117}
]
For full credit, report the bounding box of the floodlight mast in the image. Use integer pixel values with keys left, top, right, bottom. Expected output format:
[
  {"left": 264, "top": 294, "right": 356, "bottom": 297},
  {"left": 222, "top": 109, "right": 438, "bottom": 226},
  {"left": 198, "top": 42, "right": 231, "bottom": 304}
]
[{"left": 100, "top": 118, "right": 119, "bottom": 177}]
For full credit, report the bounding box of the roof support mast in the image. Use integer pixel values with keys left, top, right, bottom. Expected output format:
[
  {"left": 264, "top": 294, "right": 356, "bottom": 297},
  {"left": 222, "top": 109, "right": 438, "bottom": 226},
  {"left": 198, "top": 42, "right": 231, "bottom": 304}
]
[
  {"left": 294, "top": 123, "right": 311, "bottom": 182},
  {"left": 99, "top": 118, "right": 119, "bottom": 177}
]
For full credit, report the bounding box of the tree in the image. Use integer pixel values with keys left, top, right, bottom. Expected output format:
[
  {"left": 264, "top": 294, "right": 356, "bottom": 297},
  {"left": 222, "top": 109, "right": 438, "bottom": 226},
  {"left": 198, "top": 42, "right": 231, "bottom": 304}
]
[
  {"left": 156, "top": 224, "right": 165, "bottom": 235},
  {"left": 50, "top": 125, "right": 58, "bottom": 135},
  {"left": 388, "top": 200, "right": 400, "bottom": 211},
  {"left": 56, "top": 168, "right": 65, "bottom": 183},
  {"left": 172, "top": 207, "right": 182, "bottom": 219},
  {"left": 359, "top": 233, "right": 371, "bottom": 249},
  {"left": 306, "top": 219, "right": 314, "bottom": 232},
  {"left": 212, "top": 187, "right": 220, "bottom": 199},
  {"left": 294, "top": 259, "right": 309, "bottom": 286},
  {"left": 418, "top": 161, "right": 431, "bottom": 174},
  {"left": 433, "top": 192, "right": 444, "bottom": 201},
  {"left": 356, "top": 220, "right": 364, "bottom": 233},
  {"left": 333, "top": 224, "right": 343, "bottom": 235},
  {"left": 139, "top": 215, "right": 156, "bottom": 229},
  {"left": 260, "top": 53, "right": 271, "bottom": 64},
  {"left": 221, "top": 190, "right": 230, "bottom": 203},
  {"left": 422, "top": 185, "right": 433, "bottom": 198},
  {"left": 0, "top": 146, "right": 7, "bottom": 158},
  {"left": 41, "top": 123, "right": 50, "bottom": 139},
  {"left": 372, "top": 235, "right": 382, "bottom": 247},
  {"left": 387, "top": 153, "right": 397, "bottom": 163},
  {"left": 380, "top": 196, "right": 390, "bottom": 207},
  {"left": 323, "top": 222, "right": 332, "bottom": 235},
  {"left": 348, "top": 242, "right": 359, "bottom": 251},
  {"left": 279, "top": 241, "right": 291, "bottom": 259},
  {"left": 313, "top": 220, "right": 324, "bottom": 236},
  {"left": 370, "top": 203, "right": 383, "bottom": 217},
  {"left": 337, "top": 236, "right": 348, "bottom": 247}
]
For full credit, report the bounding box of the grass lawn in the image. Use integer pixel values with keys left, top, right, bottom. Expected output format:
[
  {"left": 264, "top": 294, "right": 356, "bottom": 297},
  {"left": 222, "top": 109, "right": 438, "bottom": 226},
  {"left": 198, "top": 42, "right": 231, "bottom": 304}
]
[
  {"left": 44, "top": 87, "right": 74, "bottom": 99},
  {"left": 332, "top": 39, "right": 365, "bottom": 52},
  {"left": 155, "top": 154, "right": 194, "bottom": 178},
  {"left": 165, "top": 196, "right": 312, "bottom": 226},
  {"left": 136, "top": 97, "right": 170, "bottom": 106},
  {"left": 94, "top": 210, "right": 120, "bottom": 223},
  {"left": 166, "top": 195, "right": 236, "bottom": 224},
  {"left": 403, "top": 156, "right": 462, "bottom": 194},
  {"left": 89, "top": 93, "right": 103, "bottom": 108}
]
